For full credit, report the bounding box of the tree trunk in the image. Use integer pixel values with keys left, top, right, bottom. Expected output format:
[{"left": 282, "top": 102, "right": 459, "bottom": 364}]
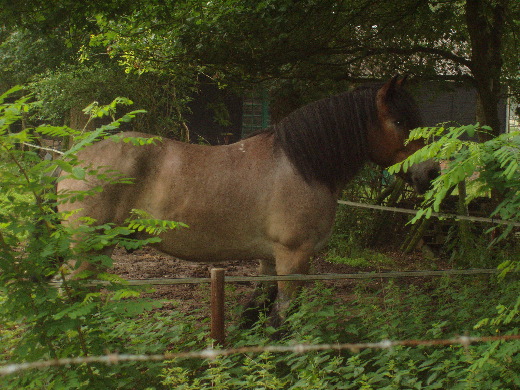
[
  {"left": 70, "top": 106, "right": 95, "bottom": 132},
  {"left": 465, "top": 0, "right": 507, "bottom": 140},
  {"left": 457, "top": 181, "right": 471, "bottom": 249}
]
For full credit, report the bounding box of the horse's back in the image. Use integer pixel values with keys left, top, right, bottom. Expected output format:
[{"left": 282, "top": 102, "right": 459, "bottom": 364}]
[{"left": 58, "top": 131, "right": 337, "bottom": 262}]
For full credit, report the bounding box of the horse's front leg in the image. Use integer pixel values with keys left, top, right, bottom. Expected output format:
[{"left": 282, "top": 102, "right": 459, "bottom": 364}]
[
  {"left": 271, "top": 243, "right": 312, "bottom": 326},
  {"left": 241, "top": 259, "right": 278, "bottom": 329}
]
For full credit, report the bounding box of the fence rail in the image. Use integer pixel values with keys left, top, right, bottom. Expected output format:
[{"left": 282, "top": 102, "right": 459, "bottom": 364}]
[
  {"left": 1, "top": 334, "right": 519, "bottom": 376},
  {"left": 337, "top": 200, "right": 520, "bottom": 227},
  {"left": 49, "top": 268, "right": 500, "bottom": 288}
]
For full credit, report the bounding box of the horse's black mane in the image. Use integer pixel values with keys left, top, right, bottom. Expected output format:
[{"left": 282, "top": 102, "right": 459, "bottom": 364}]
[{"left": 257, "top": 84, "right": 421, "bottom": 192}]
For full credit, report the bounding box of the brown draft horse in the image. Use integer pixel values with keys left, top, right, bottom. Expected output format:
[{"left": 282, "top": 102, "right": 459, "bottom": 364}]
[{"left": 57, "top": 76, "right": 439, "bottom": 323}]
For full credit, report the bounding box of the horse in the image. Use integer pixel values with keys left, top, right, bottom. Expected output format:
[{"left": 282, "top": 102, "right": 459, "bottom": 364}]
[{"left": 57, "top": 76, "right": 439, "bottom": 324}]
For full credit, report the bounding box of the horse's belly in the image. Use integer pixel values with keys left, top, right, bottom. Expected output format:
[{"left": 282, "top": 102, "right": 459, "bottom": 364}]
[{"left": 153, "top": 228, "right": 274, "bottom": 262}]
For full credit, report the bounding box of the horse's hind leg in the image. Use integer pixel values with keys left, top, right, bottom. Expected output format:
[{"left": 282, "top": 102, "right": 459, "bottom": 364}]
[
  {"left": 61, "top": 245, "right": 116, "bottom": 280},
  {"left": 241, "top": 259, "right": 278, "bottom": 329}
]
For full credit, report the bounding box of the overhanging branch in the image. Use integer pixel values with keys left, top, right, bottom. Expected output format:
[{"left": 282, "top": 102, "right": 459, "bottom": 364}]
[{"left": 325, "top": 45, "right": 472, "bottom": 68}]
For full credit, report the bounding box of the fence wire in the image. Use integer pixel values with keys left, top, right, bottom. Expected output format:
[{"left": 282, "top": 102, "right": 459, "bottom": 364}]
[{"left": 1, "top": 334, "right": 519, "bottom": 376}]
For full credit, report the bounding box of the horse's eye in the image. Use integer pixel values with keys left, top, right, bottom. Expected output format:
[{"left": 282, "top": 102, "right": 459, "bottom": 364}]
[{"left": 394, "top": 120, "right": 404, "bottom": 127}]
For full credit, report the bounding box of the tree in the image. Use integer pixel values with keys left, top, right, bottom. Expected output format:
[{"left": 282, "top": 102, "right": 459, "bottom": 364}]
[
  {"left": 2, "top": 0, "right": 518, "bottom": 137},
  {"left": 0, "top": 2, "right": 194, "bottom": 137},
  {"left": 89, "top": 0, "right": 519, "bottom": 137},
  {"left": 465, "top": 0, "right": 513, "bottom": 138}
]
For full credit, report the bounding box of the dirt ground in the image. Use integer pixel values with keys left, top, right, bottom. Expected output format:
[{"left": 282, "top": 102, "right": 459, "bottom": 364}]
[{"left": 110, "top": 245, "right": 427, "bottom": 319}]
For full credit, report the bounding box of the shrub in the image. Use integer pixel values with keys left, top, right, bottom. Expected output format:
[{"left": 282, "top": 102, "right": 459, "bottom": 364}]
[
  {"left": 159, "top": 278, "right": 519, "bottom": 389},
  {"left": 0, "top": 89, "right": 185, "bottom": 389},
  {"left": 390, "top": 124, "right": 520, "bottom": 268}
]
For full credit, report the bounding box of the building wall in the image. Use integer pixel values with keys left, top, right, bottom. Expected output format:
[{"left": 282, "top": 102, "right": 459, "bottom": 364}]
[
  {"left": 184, "top": 81, "right": 508, "bottom": 145},
  {"left": 411, "top": 82, "right": 507, "bottom": 133}
]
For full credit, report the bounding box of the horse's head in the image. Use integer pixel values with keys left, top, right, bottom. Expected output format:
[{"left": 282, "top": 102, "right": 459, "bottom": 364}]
[{"left": 367, "top": 76, "right": 439, "bottom": 193}]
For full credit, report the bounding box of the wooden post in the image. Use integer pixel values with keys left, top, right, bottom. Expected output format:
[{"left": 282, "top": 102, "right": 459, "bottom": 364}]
[{"left": 210, "top": 268, "right": 225, "bottom": 345}]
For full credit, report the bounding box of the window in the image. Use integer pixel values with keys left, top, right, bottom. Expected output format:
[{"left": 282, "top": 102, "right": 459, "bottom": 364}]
[{"left": 241, "top": 89, "right": 270, "bottom": 137}]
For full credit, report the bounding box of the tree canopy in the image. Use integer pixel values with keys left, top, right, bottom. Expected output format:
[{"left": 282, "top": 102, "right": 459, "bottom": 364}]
[{"left": 1, "top": 0, "right": 518, "bottom": 137}]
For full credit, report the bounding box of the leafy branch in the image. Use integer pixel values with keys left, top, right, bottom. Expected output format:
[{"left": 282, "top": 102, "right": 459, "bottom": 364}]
[
  {"left": 0, "top": 88, "right": 184, "bottom": 387},
  {"left": 390, "top": 124, "right": 520, "bottom": 244}
]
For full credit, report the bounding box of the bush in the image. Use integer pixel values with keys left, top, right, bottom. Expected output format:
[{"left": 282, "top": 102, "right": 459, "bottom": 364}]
[
  {"left": 391, "top": 125, "right": 519, "bottom": 240},
  {"left": 390, "top": 124, "right": 520, "bottom": 267},
  {"left": 159, "top": 278, "right": 519, "bottom": 389},
  {"left": 0, "top": 89, "right": 185, "bottom": 389}
]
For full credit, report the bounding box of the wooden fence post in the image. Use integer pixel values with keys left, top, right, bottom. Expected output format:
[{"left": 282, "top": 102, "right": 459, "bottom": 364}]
[{"left": 210, "top": 268, "right": 226, "bottom": 345}]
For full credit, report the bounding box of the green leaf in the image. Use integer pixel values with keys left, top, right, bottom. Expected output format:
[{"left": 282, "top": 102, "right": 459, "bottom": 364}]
[{"left": 71, "top": 167, "right": 86, "bottom": 180}]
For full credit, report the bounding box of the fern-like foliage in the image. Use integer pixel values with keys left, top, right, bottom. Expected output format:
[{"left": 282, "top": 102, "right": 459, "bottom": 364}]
[
  {"left": 126, "top": 209, "right": 189, "bottom": 235},
  {"left": 390, "top": 125, "right": 520, "bottom": 231},
  {"left": 0, "top": 88, "right": 180, "bottom": 388},
  {"left": 109, "top": 133, "right": 163, "bottom": 146}
]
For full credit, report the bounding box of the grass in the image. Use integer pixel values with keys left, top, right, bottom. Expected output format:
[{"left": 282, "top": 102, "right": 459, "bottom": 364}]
[
  {"left": 326, "top": 250, "right": 392, "bottom": 268},
  {"left": 325, "top": 233, "right": 394, "bottom": 268}
]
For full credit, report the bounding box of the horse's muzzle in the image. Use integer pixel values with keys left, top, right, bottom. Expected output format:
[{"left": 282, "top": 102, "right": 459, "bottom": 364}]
[{"left": 405, "top": 159, "right": 440, "bottom": 194}]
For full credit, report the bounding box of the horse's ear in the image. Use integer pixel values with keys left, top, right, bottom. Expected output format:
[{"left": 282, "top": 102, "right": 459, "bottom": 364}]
[
  {"left": 381, "top": 75, "right": 400, "bottom": 98},
  {"left": 397, "top": 74, "right": 408, "bottom": 87},
  {"left": 390, "top": 74, "right": 400, "bottom": 86},
  {"left": 376, "top": 75, "right": 399, "bottom": 110}
]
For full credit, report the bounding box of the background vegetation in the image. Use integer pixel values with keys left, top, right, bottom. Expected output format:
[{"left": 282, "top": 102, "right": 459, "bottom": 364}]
[{"left": 1, "top": 1, "right": 519, "bottom": 136}]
